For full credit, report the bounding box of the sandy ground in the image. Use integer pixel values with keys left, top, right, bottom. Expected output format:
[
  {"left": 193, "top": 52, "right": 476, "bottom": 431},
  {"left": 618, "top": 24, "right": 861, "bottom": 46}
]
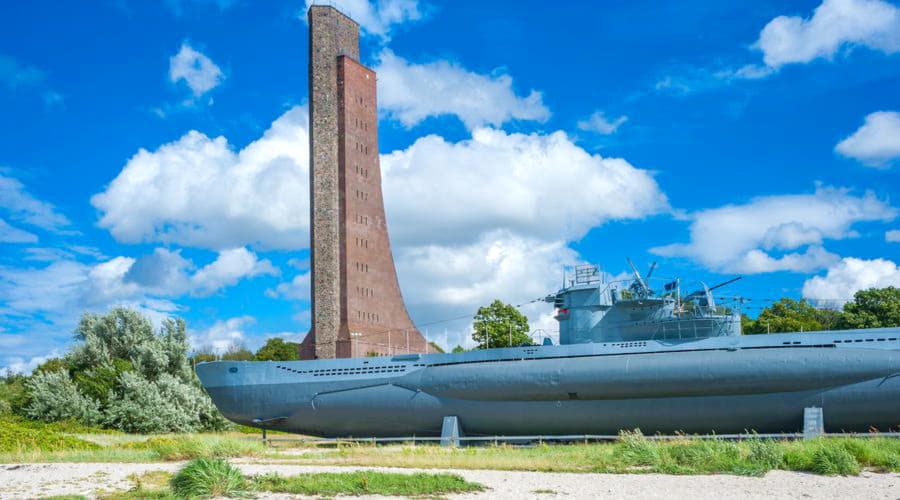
[{"left": 1, "top": 462, "right": 899, "bottom": 499}]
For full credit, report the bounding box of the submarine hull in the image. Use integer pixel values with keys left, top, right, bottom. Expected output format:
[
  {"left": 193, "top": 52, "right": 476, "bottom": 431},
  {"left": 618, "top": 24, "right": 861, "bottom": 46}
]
[{"left": 197, "top": 334, "right": 900, "bottom": 437}]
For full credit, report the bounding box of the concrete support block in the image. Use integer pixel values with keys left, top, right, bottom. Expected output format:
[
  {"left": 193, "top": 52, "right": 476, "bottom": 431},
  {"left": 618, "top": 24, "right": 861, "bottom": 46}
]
[
  {"left": 441, "top": 416, "right": 462, "bottom": 447},
  {"left": 803, "top": 407, "right": 824, "bottom": 438}
]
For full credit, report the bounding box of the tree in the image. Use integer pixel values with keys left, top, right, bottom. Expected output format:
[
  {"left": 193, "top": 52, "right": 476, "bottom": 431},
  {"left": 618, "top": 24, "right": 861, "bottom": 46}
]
[
  {"left": 839, "top": 287, "right": 900, "bottom": 329},
  {"left": 254, "top": 338, "right": 300, "bottom": 361},
  {"left": 451, "top": 345, "right": 466, "bottom": 353},
  {"left": 472, "top": 299, "right": 531, "bottom": 349},
  {"left": 742, "top": 298, "right": 828, "bottom": 334},
  {"left": 220, "top": 344, "right": 254, "bottom": 361}
]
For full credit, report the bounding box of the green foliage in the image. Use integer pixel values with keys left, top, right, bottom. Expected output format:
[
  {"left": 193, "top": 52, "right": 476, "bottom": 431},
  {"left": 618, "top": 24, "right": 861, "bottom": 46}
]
[
  {"left": 253, "top": 338, "right": 299, "bottom": 361},
  {"left": 0, "top": 419, "right": 100, "bottom": 452},
  {"left": 0, "top": 373, "right": 29, "bottom": 416},
  {"left": 170, "top": 458, "right": 247, "bottom": 499},
  {"left": 742, "top": 298, "right": 829, "bottom": 334},
  {"left": 74, "top": 359, "right": 134, "bottom": 405},
  {"left": 451, "top": 345, "right": 466, "bottom": 353},
  {"left": 250, "top": 471, "right": 484, "bottom": 496},
  {"left": 25, "top": 370, "right": 101, "bottom": 424},
  {"left": 427, "top": 341, "right": 445, "bottom": 353},
  {"left": 33, "top": 358, "right": 69, "bottom": 376},
  {"left": 472, "top": 299, "right": 531, "bottom": 349},
  {"left": 742, "top": 287, "right": 900, "bottom": 334},
  {"left": 839, "top": 287, "right": 900, "bottom": 329}
]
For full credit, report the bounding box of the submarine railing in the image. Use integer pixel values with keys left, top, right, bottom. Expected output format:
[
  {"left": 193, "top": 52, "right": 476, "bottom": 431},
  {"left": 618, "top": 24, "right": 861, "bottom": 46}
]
[{"left": 252, "top": 432, "right": 900, "bottom": 446}]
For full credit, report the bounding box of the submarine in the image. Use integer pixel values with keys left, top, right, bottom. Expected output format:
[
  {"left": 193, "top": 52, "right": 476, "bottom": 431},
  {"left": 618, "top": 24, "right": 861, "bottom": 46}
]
[{"left": 197, "top": 262, "right": 900, "bottom": 437}]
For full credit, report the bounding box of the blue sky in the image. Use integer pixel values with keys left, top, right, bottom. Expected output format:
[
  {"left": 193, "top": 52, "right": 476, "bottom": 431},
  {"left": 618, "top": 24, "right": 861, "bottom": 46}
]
[{"left": 1, "top": 0, "right": 899, "bottom": 372}]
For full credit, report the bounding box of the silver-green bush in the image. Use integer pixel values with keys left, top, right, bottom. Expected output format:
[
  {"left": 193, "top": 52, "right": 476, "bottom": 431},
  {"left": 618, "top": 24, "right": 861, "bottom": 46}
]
[
  {"left": 27, "top": 308, "right": 229, "bottom": 432},
  {"left": 25, "top": 370, "right": 101, "bottom": 424}
]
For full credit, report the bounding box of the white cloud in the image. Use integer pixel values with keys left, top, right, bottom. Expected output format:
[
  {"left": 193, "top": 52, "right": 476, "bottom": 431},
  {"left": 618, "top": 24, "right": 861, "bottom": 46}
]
[
  {"left": 92, "top": 105, "right": 310, "bottom": 250},
  {"left": 0, "top": 173, "right": 70, "bottom": 232},
  {"left": 577, "top": 111, "right": 628, "bottom": 135},
  {"left": 835, "top": 111, "right": 900, "bottom": 167},
  {"left": 381, "top": 127, "right": 668, "bottom": 246},
  {"left": 190, "top": 316, "right": 253, "bottom": 353},
  {"left": 755, "top": 0, "right": 900, "bottom": 68},
  {"left": 887, "top": 229, "right": 900, "bottom": 242},
  {"left": 652, "top": 187, "right": 896, "bottom": 273},
  {"left": 0, "top": 350, "right": 62, "bottom": 376},
  {"left": 375, "top": 49, "right": 550, "bottom": 130},
  {"left": 0, "top": 218, "right": 37, "bottom": 243},
  {"left": 304, "top": 0, "right": 422, "bottom": 40},
  {"left": 0, "top": 248, "right": 273, "bottom": 337},
  {"left": 802, "top": 257, "right": 900, "bottom": 302},
  {"left": 265, "top": 272, "right": 310, "bottom": 301},
  {"left": 169, "top": 42, "right": 224, "bottom": 97},
  {"left": 124, "top": 247, "right": 276, "bottom": 297}
]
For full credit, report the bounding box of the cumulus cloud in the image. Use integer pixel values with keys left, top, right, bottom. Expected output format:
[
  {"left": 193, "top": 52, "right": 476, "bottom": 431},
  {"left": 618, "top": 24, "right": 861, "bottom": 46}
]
[
  {"left": 887, "top": 229, "right": 900, "bottom": 242},
  {"left": 802, "top": 257, "right": 900, "bottom": 302},
  {"left": 169, "top": 42, "right": 224, "bottom": 97},
  {"left": 92, "top": 106, "right": 310, "bottom": 250},
  {"left": 0, "top": 173, "right": 70, "bottom": 233},
  {"left": 304, "top": 0, "right": 422, "bottom": 40},
  {"left": 652, "top": 187, "right": 896, "bottom": 273},
  {"left": 190, "top": 316, "right": 253, "bottom": 353},
  {"left": 835, "top": 111, "right": 900, "bottom": 167},
  {"left": 381, "top": 127, "right": 668, "bottom": 246},
  {"left": 755, "top": 0, "right": 900, "bottom": 68},
  {"left": 375, "top": 49, "right": 550, "bottom": 130},
  {"left": 124, "top": 247, "right": 277, "bottom": 297},
  {"left": 577, "top": 111, "right": 628, "bottom": 134}
]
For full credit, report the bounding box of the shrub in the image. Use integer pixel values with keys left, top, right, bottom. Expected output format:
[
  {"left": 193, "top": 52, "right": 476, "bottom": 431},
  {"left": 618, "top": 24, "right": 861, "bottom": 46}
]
[
  {"left": 24, "top": 370, "right": 101, "bottom": 424},
  {"left": 170, "top": 458, "right": 247, "bottom": 499},
  {"left": 24, "top": 308, "right": 229, "bottom": 433}
]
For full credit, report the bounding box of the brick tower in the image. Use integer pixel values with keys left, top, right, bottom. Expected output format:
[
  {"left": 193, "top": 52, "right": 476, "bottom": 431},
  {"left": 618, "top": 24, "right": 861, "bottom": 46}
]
[{"left": 301, "top": 5, "right": 427, "bottom": 359}]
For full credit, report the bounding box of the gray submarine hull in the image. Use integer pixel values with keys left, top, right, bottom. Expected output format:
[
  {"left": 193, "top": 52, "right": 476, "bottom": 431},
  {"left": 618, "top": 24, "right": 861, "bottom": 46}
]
[{"left": 197, "top": 329, "right": 900, "bottom": 437}]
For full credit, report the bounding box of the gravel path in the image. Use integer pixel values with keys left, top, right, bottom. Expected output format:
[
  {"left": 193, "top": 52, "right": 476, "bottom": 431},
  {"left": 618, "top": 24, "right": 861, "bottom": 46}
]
[{"left": 1, "top": 462, "right": 899, "bottom": 499}]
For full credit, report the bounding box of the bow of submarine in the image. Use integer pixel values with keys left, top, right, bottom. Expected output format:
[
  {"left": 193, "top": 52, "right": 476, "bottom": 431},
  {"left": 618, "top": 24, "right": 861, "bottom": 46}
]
[{"left": 195, "top": 361, "right": 314, "bottom": 432}]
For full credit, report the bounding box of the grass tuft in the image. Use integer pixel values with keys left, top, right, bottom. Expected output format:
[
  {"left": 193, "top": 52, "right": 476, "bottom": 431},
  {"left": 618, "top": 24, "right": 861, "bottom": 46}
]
[
  {"left": 169, "top": 458, "right": 247, "bottom": 499},
  {"left": 250, "top": 470, "right": 485, "bottom": 496}
]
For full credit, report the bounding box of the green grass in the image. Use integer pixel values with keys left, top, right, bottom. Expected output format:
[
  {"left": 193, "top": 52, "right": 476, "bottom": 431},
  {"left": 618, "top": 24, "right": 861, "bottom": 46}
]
[
  {"left": 169, "top": 458, "right": 248, "bottom": 499},
  {"left": 0, "top": 432, "right": 263, "bottom": 463},
  {"left": 264, "top": 432, "right": 900, "bottom": 477},
  {"left": 119, "top": 435, "right": 265, "bottom": 461},
  {"left": 103, "top": 466, "right": 483, "bottom": 498},
  {"left": 3, "top": 415, "right": 120, "bottom": 434},
  {"left": 251, "top": 470, "right": 484, "bottom": 496},
  {"left": 0, "top": 419, "right": 101, "bottom": 453}
]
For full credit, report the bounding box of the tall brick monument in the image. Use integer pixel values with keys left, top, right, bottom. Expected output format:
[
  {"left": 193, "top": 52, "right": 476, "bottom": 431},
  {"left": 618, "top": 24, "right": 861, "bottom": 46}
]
[{"left": 300, "top": 5, "right": 428, "bottom": 359}]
